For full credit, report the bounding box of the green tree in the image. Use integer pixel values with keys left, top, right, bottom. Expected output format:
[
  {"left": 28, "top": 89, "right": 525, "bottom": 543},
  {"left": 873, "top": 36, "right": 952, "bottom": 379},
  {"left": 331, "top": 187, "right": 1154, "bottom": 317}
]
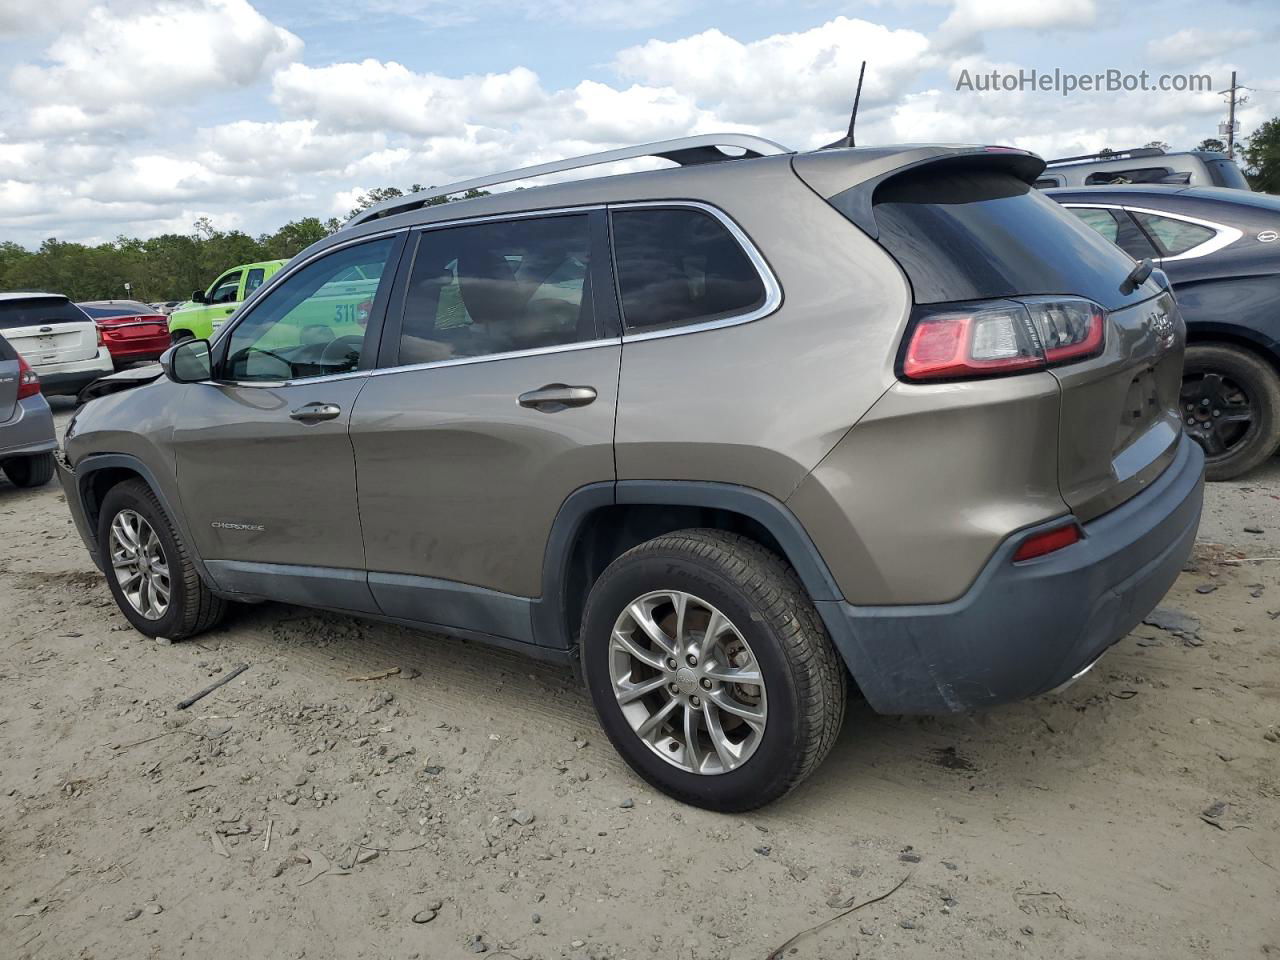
[{"left": 1243, "top": 118, "right": 1280, "bottom": 193}]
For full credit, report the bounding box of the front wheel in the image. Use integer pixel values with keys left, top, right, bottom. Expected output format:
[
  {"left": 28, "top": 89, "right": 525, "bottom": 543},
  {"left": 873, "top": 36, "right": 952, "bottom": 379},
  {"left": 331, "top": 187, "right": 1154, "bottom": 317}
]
[
  {"left": 580, "top": 530, "right": 845, "bottom": 811},
  {"left": 1181, "top": 344, "right": 1280, "bottom": 481},
  {"left": 97, "top": 479, "right": 226, "bottom": 639}
]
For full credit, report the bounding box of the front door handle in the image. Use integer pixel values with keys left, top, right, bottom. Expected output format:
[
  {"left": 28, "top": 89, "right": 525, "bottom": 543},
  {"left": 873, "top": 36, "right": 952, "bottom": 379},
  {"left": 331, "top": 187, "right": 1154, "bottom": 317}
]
[
  {"left": 517, "top": 384, "right": 597, "bottom": 412},
  {"left": 289, "top": 402, "right": 342, "bottom": 423},
  {"left": 224, "top": 308, "right": 235, "bottom": 314}
]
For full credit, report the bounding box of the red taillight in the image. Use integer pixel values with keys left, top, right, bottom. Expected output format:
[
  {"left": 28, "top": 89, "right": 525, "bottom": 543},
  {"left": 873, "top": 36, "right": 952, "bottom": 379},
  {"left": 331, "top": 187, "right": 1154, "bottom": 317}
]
[
  {"left": 16, "top": 354, "right": 41, "bottom": 399},
  {"left": 96, "top": 325, "right": 105, "bottom": 347},
  {"left": 901, "top": 297, "right": 1105, "bottom": 382},
  {"left": 1013, "top": 522, "right": 1082, "bottom": 562}
]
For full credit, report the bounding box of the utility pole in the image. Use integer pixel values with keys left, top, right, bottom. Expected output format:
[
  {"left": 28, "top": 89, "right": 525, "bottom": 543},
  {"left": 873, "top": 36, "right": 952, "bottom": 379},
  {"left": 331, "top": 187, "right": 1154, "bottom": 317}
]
[{"left": 1219, "top": 70, "right": 1246, "bottom": 156}]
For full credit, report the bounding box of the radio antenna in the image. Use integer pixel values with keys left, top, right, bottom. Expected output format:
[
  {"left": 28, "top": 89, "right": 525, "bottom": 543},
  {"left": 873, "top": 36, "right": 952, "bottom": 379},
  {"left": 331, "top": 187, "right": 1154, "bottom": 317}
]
[{"left": 823, "top": 60, "right": 867, "bottom": 150}]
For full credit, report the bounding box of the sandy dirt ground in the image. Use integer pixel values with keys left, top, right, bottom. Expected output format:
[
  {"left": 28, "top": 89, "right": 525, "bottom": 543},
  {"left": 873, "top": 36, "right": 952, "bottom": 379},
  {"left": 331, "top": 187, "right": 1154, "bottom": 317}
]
[{"left": 2, "top": 406, "right": 1278, "bottom": 960}]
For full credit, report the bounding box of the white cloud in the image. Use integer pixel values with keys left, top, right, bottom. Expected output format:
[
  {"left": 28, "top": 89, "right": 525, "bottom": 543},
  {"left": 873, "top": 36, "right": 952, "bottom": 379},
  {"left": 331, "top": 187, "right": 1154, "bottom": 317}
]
[
  {"left": 0, "top": 0, "right": 92, "bottom": 36},
  {"left": 11, "top": 0, "right": 301, "bottom": 113},
  {"left": 1146, "top": 28, "right": 1261, "bottom": 66},
  {"left": 939, "top": 0, "right": 1097, "bottom": 39},
  {"left": 272, "top": 60, "right": 544, "bottom": 135},
  {"left": 614, "top": 17, "right": 932, "bottom": 129}
]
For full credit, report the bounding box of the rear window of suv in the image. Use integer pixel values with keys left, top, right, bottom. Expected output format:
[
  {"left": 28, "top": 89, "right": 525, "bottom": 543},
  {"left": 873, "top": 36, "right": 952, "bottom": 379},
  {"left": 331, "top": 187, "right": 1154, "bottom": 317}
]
[
  {"left": 0, "top": 297, "right": 85, "bottom": 329},
  {"left": 611, "top": 207, "right": 766, "bottom": 332},
  {"left": 863, "top": 169, "right": 1141, "bottom": 308}
]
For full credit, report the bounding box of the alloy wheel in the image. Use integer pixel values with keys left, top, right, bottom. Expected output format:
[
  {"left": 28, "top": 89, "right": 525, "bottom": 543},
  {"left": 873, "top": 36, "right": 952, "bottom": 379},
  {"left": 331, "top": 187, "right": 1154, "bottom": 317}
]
[
  {"left": 109, "top": 509, "right": 171, "bottom": 620},
  {"left": 608, "top": 590, "right": 767, "bottom": 775},
  {"left": 1180, "top": 371, "right": 1255, "bottom": 460}
]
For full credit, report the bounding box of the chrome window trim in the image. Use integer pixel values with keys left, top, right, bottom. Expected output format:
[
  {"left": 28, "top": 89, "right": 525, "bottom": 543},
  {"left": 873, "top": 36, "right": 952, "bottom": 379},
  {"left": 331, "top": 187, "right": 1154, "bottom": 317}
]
[
  {"left": 608, "top": 200, "right": 782, "bottom": 344},
  {"left": 370, "top": 337, "right": 622, "bottom": 378},
  {"left": 1059, "top": 202, "right": 1243, "bottom": 262}
]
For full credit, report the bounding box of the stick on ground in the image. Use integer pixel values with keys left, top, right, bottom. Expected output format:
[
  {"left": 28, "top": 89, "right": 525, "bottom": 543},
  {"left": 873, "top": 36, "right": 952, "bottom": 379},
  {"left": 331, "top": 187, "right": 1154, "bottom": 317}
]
[
  {"left": 765, "top": 872, "right": 913, "bottom": 960},
  {"left": 176, "top": 664, "right": 249, "bottom": 710}
]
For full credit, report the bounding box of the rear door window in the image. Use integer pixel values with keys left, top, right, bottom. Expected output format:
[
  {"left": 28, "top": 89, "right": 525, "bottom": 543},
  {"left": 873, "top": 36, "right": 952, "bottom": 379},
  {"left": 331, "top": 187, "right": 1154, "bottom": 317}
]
[
  {"left": 0, "top": 297, "right": 85, "bottom": 329},
  {"left": 1130, "top": 212, "right": 1217, "bottom": 257},
  {"left": 610, "top": 207, "right": 766, "bottom": 332},
  {"left": 244, "top": 268, "right": 267, "bottom": 296},
  {"left": 1065, "top": 207, "right": 1159, "bottom": 260},
  {"left": 397, "top": 214, "right": 596, "bottom": 365},
  {"left": 862, "top": 170, "right": 1142, "bottom": 308}
]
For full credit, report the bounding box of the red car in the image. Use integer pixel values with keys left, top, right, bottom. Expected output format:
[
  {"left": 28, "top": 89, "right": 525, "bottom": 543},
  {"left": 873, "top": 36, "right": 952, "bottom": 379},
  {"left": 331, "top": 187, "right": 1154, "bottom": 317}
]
[{"left": 77, "top": 301, "right": 171, "bottom": 366}]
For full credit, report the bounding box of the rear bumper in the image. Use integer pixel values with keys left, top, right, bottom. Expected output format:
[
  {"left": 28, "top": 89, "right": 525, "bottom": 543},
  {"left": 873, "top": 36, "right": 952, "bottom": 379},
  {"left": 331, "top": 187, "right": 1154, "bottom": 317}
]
[
  {"left": 105, "top": 342, "right": 168, "bottom": 364},
  {"left": 0, "top": 395, "right": 58, "bottom": 459},
  {"left": 34, "top": 348, "right": 115, "bottom": 396},
  {"left": 818, "top": 434, "right": 1204, "bottom": 714}
]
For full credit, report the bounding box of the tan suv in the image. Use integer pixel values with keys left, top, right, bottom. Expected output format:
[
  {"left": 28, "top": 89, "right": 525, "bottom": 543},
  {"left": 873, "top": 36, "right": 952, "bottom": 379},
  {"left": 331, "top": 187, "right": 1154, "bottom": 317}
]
[{"left": 57, "top": 134, "right": 1204, "bottom": 810}]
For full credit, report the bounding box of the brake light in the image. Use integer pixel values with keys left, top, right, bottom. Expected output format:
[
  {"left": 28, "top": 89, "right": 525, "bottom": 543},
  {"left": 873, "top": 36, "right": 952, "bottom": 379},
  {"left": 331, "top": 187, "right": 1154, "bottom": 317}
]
[
  {"left": 901, "top": 297, "right": 1105, "bottom": 382},
  {"left": 16, "top": 354, "right": 41, "bottom": 399},
  {"left": 1013, "top": 522, "right": 1082, "bottom": 562}
]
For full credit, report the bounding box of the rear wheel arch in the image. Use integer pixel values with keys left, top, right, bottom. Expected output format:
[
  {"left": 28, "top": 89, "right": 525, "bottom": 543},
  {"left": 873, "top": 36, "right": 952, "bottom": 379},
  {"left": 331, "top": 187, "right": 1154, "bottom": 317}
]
[
  {"left": 1185, "top": 329, "right": 1280, "bottom": 374},
  {"left": 536, "top": 482, "right": 845, "bottom": 652}
]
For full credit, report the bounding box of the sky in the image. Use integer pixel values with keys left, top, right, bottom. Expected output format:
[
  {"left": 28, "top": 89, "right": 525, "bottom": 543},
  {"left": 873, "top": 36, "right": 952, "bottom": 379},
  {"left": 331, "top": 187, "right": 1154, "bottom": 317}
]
[{"left": 1, "top": 0, "right": 1277, "bottom": 247}]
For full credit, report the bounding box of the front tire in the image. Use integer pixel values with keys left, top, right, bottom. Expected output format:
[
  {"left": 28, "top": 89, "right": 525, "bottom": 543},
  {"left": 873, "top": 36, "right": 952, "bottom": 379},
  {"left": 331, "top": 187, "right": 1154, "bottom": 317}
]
[
  {"left": 581, "top": 530, "right": 845, "bottom": 811},
  {"left": 1182, "top": 344, "right": 1280, "bottom": 481},
  {"left": 97, "top": 479, "right": 226, "bottom": 639},
  {"left": 2, "top": 452, "right": 55, "bottom": 487}
]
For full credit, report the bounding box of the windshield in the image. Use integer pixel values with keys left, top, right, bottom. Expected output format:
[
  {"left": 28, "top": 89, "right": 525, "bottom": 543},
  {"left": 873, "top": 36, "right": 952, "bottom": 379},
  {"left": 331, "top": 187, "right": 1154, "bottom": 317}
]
[{"left": 0, "top": 297, "right": 86, "bottom": 329}]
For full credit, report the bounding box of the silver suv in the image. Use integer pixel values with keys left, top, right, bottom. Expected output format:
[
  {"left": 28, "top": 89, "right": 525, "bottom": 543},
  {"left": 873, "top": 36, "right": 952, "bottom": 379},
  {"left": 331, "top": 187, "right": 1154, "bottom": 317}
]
[{"left": 58, "top": 135, "right": 1204, "bottom": 810}]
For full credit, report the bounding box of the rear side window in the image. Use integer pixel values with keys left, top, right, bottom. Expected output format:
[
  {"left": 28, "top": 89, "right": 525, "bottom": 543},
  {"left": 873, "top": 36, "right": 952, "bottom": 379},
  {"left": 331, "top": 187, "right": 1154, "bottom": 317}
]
[
  {"left": 1206, "top": 159, "right": 1250, "bottom": 190},
  {"left": 398, "top": 214, "right": 595, "bottom": 365},
  {"left": 0, "top": 334, "right": 16, "bottom": 361},
  {"left": 1131, "top": 212, "right": 1216, "bottom": 256},
  {"left": 1065, "top": 207, "right": 1159, "bottom": 261},
  {"left": 865, "top": 170, "right": 1141, "bottom": 308},
  {"left": 611, "top": 207, "right": 766, "bottom": 332},
  {"left": 0, "top": 297, "right": 85, "bottom": 329},
  {"left": 1084, "top": 167, "right": 1173, "bottom": 185}
]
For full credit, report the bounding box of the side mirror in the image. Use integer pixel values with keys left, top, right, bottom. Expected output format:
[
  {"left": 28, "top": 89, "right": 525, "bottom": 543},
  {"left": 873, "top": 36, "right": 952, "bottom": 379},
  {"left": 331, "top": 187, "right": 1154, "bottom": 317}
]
[
  {"left": 191, "top": 289, "right": 207, "bottom": 304},
  {"left": 160, "top": 339, "right": 212, "bottom": 383}
]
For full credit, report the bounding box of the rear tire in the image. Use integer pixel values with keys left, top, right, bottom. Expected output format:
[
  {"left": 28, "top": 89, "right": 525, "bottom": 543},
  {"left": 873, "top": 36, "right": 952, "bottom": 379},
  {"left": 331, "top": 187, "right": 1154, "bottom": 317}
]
[
  {"left": 170, "top": 330, "right": 194, "bottom": 345},
  {"left": 97, "top": 479, "right": 226, "bottom": 640},
  {"left": 1182, "top": 344, "right": 1280, "bottom": 481},
  {"left": 3, "top": 452, "right": 55, "bottom": 487},
  {"left": 580, "top": 529, "right": 845, "bottom": 811}
]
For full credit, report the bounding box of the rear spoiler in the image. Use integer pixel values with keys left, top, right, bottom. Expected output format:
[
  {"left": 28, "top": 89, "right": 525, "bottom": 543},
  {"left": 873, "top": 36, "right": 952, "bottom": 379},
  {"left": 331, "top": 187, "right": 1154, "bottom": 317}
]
[{"left": 792, "top": 145, "right": 1045, "bottom": 239}]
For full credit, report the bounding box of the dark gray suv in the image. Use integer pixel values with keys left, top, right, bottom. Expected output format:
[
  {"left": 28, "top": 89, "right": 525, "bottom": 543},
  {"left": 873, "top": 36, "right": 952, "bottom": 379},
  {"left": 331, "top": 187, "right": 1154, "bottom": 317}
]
[{"left": 58, "top": 135, "right": 1204, "bottom": 809}]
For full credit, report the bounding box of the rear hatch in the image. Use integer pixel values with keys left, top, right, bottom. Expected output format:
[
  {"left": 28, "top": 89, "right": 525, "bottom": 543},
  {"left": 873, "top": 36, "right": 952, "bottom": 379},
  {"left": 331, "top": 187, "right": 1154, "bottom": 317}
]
[
  {"left": 0, "top": 296, "right": 100, "bottom": 366},
  {"left": 798, "top": 148, "right": 1183, "bottom": 521}
]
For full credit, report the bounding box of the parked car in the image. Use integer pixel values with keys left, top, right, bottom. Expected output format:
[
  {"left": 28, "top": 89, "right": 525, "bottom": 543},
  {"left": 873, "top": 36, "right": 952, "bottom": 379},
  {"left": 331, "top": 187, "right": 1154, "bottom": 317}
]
[
  {"left": 1035, "top": 147, "right": 1251, "bottom": 190},
  {"left": 150, "top": 301, "right": 184, "bottom": 317},
  {"left": 0, "top": 331, "right": 57, "bottom": 487},
  {"left": 168, "top": 260, "right": 287, "bottom": 343},
  {"left": 78, "top": 300, "right": 171, "bottom": 367},
  {"left": 1048, "top": 185, "right": 1280, "bottom": 479},
  {"left": 0, "top": 293, "right": 114, "bottom": 397},
  {"left": 57, "top": 135, "right": 1203, "bottom": 810}
]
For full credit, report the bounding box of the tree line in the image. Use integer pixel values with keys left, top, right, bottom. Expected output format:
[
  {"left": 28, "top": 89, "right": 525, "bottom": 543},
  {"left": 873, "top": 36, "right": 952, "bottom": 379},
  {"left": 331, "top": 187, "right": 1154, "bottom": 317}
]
[
  {"left": 0, "top": 185, "right": 487, "bottom": 304},
  {"left": 2, "top": 120, "right": 1278, "bottom": 304}
]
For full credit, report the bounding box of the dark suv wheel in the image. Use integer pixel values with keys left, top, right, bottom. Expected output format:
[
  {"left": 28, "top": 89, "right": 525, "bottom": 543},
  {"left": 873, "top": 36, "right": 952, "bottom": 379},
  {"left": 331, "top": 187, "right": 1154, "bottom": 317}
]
[
  {"left": 97, "top": 479, "right": 226, "bottom": 639},
  {"left": 580, "top": 529, "right": 845, "bottom": 811},
  {"left": 1181, "top": 344, "right": 1280, "bottom": 481}
]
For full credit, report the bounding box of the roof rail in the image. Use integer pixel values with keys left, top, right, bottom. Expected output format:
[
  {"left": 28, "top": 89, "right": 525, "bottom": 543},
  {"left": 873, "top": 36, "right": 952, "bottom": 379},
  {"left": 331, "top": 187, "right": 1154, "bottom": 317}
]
[
  {"left": 344, "top": 133, "right": 793, "bottom": 227},
  {"left": 1046, "top": 146, "right": 1166, "bottom": 166}
]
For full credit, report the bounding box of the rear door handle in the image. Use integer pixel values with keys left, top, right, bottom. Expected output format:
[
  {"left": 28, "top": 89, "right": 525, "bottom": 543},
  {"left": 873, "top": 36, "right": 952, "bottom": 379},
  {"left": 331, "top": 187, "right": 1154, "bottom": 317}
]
[
  {"left": 289, "top": 402, "right": 342, "bottom": 423},
  {"left": 517, "top": 384, "right": 597, "bottom": 412}
]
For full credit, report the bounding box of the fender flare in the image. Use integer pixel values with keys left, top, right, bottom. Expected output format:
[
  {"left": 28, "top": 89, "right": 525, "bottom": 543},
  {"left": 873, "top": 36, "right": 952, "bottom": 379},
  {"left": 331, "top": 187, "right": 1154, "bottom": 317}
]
[
  {"left": 72, "top": 453, "right": 215, "bottom": 587},
  {"left": 531, "top": 480, "right": 845, "bottom": 650}
]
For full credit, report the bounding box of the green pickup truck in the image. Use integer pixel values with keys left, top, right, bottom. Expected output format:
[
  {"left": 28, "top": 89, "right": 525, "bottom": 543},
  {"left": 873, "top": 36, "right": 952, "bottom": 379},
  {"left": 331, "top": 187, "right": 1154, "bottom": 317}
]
[{"left": 168, "top": 260, "right": 288, "bottom": 342}]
